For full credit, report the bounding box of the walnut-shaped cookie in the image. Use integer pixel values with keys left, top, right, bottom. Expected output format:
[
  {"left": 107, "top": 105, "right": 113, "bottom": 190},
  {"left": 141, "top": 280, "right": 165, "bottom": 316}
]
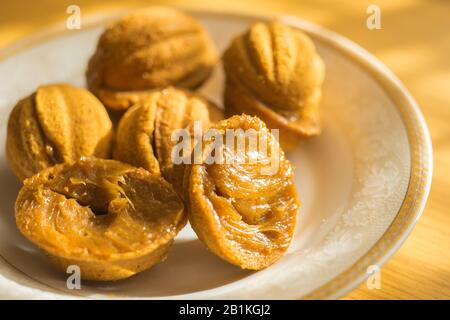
[
  {"left": 113, "top": 87, "right": 223, "bottom": 195},
  {"left": 86, "top": 7, "right": 218, "bottom": 110},
  {"left": 15, "top": 158, "right": 185, "bottom": 281},
  {"left": 184, "top": 115, "right": 300, "bottom": 270},
  {"left": 6, "top": 83, "right": 113, "bottom": 181},
  {"left": 223, "top": 22, "right": 325, "bottom": 150}
]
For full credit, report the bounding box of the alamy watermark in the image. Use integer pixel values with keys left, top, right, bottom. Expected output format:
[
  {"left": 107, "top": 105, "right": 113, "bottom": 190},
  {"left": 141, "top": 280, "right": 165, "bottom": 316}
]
[
  {"left": 66, "top": 265, "right": 81, "bottom": 290},
  {"left": 171, "top": 121, "right": 281, "bottom": 176},
  {"left": 366, "top": 264, "right": 382, "bottom": 290},
  {"left": 66, "top": 5, "right": 81, "bottom": 30},
  {"left": 366, "top": 5, "right": 382, "bottom": 30}
]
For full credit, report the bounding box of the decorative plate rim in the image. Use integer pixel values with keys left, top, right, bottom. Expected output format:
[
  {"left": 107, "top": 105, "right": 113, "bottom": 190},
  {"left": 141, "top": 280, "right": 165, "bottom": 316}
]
[{"left": 0, "top": 7, "right": 433, "bottom": 300}]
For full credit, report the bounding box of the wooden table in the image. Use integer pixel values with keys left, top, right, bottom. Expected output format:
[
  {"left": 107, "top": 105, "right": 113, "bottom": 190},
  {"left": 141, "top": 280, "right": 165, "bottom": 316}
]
[{"left": 0, "top": 0, "right": 448, "bottom": 299}]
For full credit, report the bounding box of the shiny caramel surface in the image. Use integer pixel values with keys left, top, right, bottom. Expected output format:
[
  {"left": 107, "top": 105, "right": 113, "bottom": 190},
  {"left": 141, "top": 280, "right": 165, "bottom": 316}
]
[
  {"left": 15, "top": 158, "right": 185, "bottom": 280},
  {"left": 186, "top": 115, "right": 300, "bottom": 270}
]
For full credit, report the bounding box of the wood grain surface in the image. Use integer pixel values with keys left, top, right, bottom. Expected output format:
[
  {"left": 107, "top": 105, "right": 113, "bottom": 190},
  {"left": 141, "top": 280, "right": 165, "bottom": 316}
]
[{"left": 0, "top": 0, "right": 448, "bottom": 300}]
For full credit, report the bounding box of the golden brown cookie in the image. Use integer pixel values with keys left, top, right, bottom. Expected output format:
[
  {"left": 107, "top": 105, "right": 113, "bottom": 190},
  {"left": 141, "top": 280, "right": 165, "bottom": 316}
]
[
  {"left": 184, "top": 115, "right": 300, "bottom": 270},
  {"left": 6, "top": 83, "right": 113, "bottom": 181},
  {"left": 113, "top": 87, "right": 223, "bottom": 195},
  {"left": 86, "top": 7, "right": 218, "bottom": 110},
  {"left": 15, "top": 157, "right": 185, "bottom": 281},
  {"left": 223, "top": 21, "right": 325, "bottom": 150}
]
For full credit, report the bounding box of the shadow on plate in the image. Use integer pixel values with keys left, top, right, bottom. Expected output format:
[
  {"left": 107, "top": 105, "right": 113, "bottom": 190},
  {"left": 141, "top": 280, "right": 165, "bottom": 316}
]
[
  {"left": 0, "top": 158, "right": 21, "bottom": 229},
  {"left": 82, "top": 239, "right": 252, "bottom": 297}
]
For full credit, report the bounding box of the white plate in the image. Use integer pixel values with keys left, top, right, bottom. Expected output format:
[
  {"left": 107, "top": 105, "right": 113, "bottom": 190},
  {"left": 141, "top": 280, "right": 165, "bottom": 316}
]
[{"left": 0, "top": 9, "right": 432, "bottom": 299}]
